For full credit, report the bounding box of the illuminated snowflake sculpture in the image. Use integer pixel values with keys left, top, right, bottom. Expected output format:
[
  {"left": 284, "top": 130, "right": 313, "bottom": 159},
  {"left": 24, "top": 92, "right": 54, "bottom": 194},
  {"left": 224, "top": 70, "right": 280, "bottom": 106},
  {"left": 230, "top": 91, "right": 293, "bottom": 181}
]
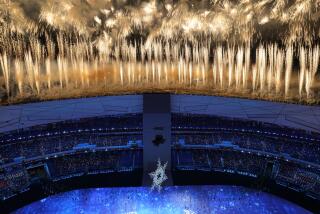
[{"left": 149, "top": 159, "right": 168, "bottom": 192}]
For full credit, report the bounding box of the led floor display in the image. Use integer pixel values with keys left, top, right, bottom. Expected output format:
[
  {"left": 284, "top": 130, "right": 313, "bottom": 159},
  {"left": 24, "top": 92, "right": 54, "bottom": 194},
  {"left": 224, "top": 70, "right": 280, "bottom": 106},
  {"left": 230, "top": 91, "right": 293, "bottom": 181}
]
[{"left": 14, "top": 185, "right": 310, "bottom": 214}]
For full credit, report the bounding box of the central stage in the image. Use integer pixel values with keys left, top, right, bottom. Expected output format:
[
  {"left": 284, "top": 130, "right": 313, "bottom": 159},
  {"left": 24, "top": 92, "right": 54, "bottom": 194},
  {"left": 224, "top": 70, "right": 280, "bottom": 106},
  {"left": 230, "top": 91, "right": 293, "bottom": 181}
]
[{"left": 14, "top": 185, "right": 310, "bottom": 214}]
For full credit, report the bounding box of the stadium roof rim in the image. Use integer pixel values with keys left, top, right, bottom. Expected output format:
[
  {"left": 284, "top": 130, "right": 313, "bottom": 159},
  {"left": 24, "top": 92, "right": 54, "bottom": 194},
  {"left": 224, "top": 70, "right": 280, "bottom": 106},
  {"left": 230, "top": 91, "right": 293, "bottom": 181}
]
[{"left": 0, "top": 94, "right": 319, "bottom": 133}]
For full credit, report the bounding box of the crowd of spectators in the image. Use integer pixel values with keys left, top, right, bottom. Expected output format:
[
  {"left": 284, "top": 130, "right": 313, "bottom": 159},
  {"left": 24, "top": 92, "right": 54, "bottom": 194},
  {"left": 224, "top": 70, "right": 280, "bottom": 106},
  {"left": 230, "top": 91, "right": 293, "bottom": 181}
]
[
  {"left": 174, "top": 149, "right": 266, "bottom": 177},
  {"left": 174, "top": 148, "right": 320, "bottom": 196},
  {"left": 0, "top": 149, "right": 142, "bottom": 200},
  {"left": 48, "top": 150, "right": 141, "bottom": 179},
  {"left": 172, "top": 114, "right": 320, "bottom": 165},
  {"left": 173, "top": 133, "right": 320, "bottom": 164},
  {"left": 0, "top": 165, "right": 29, "bottom": 200},
  {"left": 172, "top": 114, "right": 320, "bottom": 197},
  {"left": 0, "top": 114, "right": 143, "bottom": 164},
  {"left": 0, "top": 114, "right": 143, "bottom": 199},
  {"left": 1, "top": 113, "right": 319, "bottom": 201},
  {"left": 0, "top": 133, "right": 142, "bottom": 164},
  {"left": 275, "top": 162, "right": 320, "bottom": 195},
  {"left": 172, "top": 114, "right": 320, "bottom": 142}
]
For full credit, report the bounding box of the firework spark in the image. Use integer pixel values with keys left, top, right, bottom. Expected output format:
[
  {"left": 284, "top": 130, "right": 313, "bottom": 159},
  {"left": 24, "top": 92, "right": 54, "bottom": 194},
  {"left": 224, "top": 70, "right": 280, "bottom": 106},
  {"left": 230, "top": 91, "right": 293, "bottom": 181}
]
[{"left": 0, "top": 0, "right": 319, "bottom": 103}]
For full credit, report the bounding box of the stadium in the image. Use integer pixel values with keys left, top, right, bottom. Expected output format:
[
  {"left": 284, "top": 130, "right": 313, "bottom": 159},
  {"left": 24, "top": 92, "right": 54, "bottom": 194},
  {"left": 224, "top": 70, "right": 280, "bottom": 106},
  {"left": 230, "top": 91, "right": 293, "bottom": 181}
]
[
  {"left": 0, "top": 94, "right": 319, "bottom": 213},
  {"left": 0, "top": 0, "right": 320, "bottom": 213}
]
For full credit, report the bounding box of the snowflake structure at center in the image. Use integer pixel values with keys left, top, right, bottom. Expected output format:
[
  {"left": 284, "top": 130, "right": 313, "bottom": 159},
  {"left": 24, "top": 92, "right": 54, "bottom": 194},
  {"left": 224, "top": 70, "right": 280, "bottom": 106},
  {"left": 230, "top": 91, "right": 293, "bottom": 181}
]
[{"left": 149, "top": 159, "right": 168, "bottom": 192}]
